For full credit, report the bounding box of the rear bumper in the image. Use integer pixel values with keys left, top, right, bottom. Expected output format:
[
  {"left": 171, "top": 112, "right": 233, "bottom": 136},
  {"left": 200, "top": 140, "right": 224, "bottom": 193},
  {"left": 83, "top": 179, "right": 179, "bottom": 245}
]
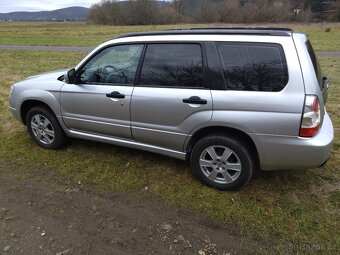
[{"left": 250, "top": 112, "right": 334, "bottom": 170}]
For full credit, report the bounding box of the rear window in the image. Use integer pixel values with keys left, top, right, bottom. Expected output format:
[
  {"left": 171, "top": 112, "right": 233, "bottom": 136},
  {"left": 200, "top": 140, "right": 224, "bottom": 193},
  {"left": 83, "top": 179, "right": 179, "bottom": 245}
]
[
  {"left": 306, "top": 40, "right": 322, "bottom": 85},
  {"left": 216, "top": 42, "right": 288, "bottom": 92}
]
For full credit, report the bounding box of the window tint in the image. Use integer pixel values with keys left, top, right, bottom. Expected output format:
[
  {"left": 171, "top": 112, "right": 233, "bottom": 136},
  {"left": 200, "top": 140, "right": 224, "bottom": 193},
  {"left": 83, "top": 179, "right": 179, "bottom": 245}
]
[
  {"left": 78, "top": 44, "right": 143, "bottom": 85},
  {"left": 139, "top": 44, "right": 203, "bottom": 87},
  {"left": 306, "top": 40, "right": 317, "bottom": 75},
  {"left": 217, "top": 42, "right": 288, "bottom": 92},
  {"left": 306, "top": 40, "right": 322, "bottom": 86}
]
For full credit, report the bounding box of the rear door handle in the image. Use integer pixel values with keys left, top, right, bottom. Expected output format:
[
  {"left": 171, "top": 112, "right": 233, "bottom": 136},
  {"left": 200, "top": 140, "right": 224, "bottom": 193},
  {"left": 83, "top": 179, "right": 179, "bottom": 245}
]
[
  {"left": 183, "top": 96, "right": 207, "bottom": 105},
  {"left": 106, "top": 91, "right": 125, "bottom": 99}
]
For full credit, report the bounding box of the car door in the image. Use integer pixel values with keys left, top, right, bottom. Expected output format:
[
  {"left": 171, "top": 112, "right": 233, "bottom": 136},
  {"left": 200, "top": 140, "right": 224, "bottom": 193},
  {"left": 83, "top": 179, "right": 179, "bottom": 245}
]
[
  {"left": 60, "top": 44, "right": 144, "bottom": 139},
  {"left": 131, "top": 43, "right": 213, "bottom": 151}
]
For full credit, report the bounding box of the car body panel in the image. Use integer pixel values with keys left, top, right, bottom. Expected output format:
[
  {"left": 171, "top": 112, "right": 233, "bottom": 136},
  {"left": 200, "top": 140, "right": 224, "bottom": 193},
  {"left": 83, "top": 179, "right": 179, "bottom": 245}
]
[
  {"left": 67, "top": 129, "right": 187, "bottom": 160},
  {"left": 249, "top": 112, "right": 333, "bottom": 170},
  {"left": 60, "top": 83, "right": 133, "bottom": 139},
  {"left": 292, "top": 32, "right": 326, "bottom": 122},
  {"left": 131, "top": 87, "right": 212, "bottom": 151},
  {"left": 9, "top": 70, "right": 66, "bottom": 122}
]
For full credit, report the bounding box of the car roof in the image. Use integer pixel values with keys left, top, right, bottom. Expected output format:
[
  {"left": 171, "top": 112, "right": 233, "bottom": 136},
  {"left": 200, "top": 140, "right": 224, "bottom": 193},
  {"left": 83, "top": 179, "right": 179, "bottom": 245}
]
[{"left": 114, "top": 27, "right": 293, "bottom": 39}]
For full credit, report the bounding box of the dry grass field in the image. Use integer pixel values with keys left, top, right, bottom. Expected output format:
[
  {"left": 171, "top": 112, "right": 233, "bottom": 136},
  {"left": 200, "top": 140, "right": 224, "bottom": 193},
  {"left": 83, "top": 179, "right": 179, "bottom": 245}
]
[{"left": 0, "top": 22, "right": 339, "bottom": 51}]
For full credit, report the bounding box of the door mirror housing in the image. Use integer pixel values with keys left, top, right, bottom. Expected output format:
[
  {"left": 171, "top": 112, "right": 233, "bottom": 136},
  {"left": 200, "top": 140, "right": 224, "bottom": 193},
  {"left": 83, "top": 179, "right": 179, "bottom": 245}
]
[{"left": 64, "top": 68, "right": 76, "bottom": 84}]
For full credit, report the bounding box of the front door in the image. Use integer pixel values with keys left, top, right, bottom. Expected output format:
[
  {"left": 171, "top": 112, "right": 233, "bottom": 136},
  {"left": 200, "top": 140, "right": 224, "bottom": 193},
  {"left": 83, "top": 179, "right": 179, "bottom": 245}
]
[{"left": 60, "top": 44, "right": 144, "bottom": 139}]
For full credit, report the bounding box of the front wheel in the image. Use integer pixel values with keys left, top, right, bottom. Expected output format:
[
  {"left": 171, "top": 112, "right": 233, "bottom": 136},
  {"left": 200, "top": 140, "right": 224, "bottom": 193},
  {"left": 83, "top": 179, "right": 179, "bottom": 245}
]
[
  {"left": 26, "top": 106, "right": 67, "bottom": 149},
  {"left": 191, "top": 135, "right": 254, "bottom": 190}
]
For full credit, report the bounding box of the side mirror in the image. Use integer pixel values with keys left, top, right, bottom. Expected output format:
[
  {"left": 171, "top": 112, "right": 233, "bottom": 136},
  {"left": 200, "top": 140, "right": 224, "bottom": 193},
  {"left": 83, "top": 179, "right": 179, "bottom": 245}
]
[{"left": 64, "top": 68, "right": 76, "bottom": 84}]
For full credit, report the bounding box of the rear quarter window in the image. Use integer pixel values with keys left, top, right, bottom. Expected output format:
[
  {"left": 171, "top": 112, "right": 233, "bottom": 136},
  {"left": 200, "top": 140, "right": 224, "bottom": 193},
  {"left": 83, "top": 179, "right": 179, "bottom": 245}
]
[
  {"left": 216, "top": 42, "right": 288, "bottom": 92},
  {"left": 306, "top": 40, "right": 322, "bottom": 86}
]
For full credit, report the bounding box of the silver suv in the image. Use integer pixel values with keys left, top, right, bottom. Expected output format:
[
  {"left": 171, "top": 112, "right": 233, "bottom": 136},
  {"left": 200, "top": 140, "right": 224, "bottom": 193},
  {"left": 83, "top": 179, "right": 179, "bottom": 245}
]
[{"left": 9, "top": 28, "right": 334, "bottom": 190}]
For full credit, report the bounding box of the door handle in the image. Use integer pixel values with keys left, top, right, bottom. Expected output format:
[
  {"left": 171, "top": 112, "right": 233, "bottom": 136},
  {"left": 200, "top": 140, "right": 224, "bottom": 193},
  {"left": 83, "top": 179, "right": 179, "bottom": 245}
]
[
  {"left": 183, "top": 96, "right": 207, "bottom": 105},
  {"left": 106, "top": 91, "right": 125, "bottom": 99}
]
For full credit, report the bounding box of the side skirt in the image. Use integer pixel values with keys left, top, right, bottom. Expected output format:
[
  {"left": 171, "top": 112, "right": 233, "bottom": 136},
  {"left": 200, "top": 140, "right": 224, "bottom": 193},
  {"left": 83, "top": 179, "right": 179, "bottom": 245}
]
[{"left": 67, "top": 129, "right": 187, "bottom": 160}]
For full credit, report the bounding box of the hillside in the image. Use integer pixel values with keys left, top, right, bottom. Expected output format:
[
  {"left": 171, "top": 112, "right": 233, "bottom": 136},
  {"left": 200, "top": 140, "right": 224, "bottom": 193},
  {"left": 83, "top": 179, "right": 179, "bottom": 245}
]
[{"left": 0, "top": 7, "right": 89, "bottom": 21}]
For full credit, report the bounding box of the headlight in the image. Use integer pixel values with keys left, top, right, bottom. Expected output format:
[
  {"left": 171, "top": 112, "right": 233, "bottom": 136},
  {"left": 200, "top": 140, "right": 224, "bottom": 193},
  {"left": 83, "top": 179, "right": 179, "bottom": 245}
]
[{"left": 9, "top": 86, "right": 15, "bottom": 95}]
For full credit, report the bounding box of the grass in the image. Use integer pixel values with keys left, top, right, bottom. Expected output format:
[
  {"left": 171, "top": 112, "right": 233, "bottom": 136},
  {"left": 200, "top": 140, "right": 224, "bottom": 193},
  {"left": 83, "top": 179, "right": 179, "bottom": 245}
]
[
  {"left": 0, "top": 50, "right": 339, "bottom": 254},
  {"left": 0, "top": 22, "right": 339, "bottom": 51}
]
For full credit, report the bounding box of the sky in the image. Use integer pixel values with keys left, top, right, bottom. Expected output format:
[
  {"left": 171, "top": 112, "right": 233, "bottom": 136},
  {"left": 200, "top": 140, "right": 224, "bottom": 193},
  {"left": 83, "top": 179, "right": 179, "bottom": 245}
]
[{"left": 0, "top": 0, "right": 101, "bottom": 13}]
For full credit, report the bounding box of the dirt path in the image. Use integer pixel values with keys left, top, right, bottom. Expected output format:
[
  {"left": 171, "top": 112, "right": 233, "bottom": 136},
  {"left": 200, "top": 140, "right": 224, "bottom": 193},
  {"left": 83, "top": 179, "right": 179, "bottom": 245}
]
[
  {"left": 0, "top": 158, "right": 260, "bottom": 255},
  {"left": 0, "top": 44, "right": 339, "bottom": 57}
]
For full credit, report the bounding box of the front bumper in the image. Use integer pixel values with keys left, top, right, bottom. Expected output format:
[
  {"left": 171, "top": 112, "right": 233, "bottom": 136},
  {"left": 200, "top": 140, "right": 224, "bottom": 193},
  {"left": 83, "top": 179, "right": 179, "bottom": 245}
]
[{"left": 10, "top": 106, "right": 21, "bottom": 123}]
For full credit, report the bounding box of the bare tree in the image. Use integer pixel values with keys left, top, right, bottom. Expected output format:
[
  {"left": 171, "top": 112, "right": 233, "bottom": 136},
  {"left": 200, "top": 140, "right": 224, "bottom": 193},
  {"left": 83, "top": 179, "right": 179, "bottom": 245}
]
[
  {"left": 194, "top": 0, "right": 220, "bottom": 23},
  {"left": 87, "top": 0, "right": 329, "bottom": 25}
]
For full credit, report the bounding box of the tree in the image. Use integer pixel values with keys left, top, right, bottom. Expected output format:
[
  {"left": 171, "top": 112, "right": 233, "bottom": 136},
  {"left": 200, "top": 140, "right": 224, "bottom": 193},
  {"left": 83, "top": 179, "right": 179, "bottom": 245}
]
[{"left": 195, "top": 0, "right": 220, "bottom": 23}]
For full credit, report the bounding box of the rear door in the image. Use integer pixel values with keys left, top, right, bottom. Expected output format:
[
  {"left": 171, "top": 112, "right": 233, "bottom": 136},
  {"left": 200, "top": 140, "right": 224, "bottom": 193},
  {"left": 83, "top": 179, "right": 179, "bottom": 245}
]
[{"left": 130, "top": 43, "right": 213, "bottom": 151}]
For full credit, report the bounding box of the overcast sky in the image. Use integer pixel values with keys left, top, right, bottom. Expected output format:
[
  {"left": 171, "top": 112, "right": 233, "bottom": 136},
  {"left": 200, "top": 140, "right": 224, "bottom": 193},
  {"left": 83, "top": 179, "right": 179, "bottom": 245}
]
[{"left": 0, "top": 0, "right": 101, "bottom": 13}]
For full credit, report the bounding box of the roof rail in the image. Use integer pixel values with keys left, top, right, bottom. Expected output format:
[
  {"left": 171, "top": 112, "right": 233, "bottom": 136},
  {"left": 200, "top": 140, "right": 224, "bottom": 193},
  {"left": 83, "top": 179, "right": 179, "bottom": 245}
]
[
  {"left": 114, "top": 27, "right": 293, "bottom": 39},
  {"left": 176, "top": 27, "right": 293, "bottom": 32}
]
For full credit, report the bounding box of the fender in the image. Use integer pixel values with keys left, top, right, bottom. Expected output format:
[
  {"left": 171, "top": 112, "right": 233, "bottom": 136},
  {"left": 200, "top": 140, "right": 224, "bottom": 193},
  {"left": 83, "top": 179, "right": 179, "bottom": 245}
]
[{"left": 17, "top": 89, "right": 61, "bottom": 122}]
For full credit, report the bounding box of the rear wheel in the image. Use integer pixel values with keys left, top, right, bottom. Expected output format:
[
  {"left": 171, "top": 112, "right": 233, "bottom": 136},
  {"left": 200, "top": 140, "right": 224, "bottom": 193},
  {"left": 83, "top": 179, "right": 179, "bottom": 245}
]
[
  {"left": 26, "top": 106, "right": 66, "bottom": 149},
  {"left": 191, "top": 135, "right": 254, "bottom": 190}
]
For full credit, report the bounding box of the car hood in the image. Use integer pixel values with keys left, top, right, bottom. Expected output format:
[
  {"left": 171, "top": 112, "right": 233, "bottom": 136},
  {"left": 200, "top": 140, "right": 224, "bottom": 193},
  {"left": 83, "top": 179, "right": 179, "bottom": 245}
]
[
  {"left": 24, "top": 68, "right": 68, "bottom": 81},
  {"left": 12, "top": 68, "right": 70, "bottom": 92}
]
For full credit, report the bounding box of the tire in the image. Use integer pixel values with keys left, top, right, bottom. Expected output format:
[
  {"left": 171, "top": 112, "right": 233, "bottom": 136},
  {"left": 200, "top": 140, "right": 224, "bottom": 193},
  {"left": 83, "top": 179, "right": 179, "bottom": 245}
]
[
  {"left": 191, "top": 134, "right": 254, "bottom": 191},
  {"left": 26, "top": 106, "right": 67, "bottom": 149}
]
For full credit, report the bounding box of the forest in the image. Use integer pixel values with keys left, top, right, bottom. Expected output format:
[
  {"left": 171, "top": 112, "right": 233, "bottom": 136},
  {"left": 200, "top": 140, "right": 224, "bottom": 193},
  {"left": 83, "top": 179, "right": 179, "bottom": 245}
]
[{"left": 87, "top": 0, "right": 340, "bottom": 25}]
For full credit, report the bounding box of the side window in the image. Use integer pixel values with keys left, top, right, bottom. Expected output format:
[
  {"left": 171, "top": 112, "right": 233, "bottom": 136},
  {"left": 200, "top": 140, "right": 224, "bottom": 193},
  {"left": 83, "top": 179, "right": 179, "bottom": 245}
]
[
  {"left": 306, "top": 40, "right": 322, "bottom": 86},
  {"left": 216, "top": 42, "right": 288, "bottom": 92},
  {"left": 78, "top": 44, "right": 143, "bottom": 85},
  {"left": 139, "top": 44, "right": 203, "bottom": 88}
]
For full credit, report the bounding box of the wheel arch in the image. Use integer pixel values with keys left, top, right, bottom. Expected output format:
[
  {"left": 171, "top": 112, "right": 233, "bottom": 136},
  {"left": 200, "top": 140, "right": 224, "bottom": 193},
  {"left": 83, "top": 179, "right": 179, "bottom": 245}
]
[
  {"left": 185, "top": 126, "right": 260, "bottom": 168},
  {"left": 20, "top": 100, "right": 56, "bottom": 125}
]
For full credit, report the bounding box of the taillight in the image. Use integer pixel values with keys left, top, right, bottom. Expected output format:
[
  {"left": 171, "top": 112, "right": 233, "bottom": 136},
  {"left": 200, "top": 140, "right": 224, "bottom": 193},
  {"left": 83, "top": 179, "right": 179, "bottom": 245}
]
[{"left": 299, "top": 95, "right": 321, "bottom": 137}]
